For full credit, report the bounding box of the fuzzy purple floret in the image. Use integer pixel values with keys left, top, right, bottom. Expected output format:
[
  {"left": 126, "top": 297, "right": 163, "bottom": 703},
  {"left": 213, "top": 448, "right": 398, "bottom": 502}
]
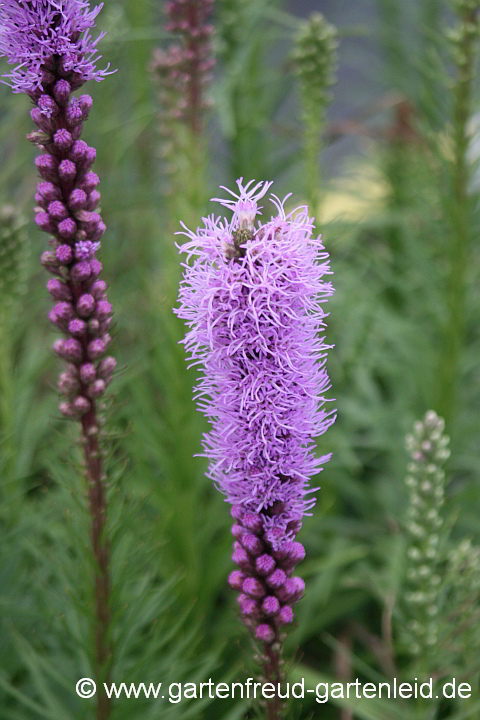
[
  {"left": 0, "top": 0, "right": 112, "bottom": 94},
  {"left": 175, "top": 179, "right": 336, "bottom": 549}
]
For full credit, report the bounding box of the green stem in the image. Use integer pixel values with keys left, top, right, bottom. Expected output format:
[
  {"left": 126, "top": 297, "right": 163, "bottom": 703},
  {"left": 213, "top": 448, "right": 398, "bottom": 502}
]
[
  {"left": 437, "top": 9, "right": 477, "bottom": 425},
  {"left": 305, "top": 116, "right": 321, "bottom": 217},
  {"left": 125, "top": 0, "right": 154, "bottom": 185}
]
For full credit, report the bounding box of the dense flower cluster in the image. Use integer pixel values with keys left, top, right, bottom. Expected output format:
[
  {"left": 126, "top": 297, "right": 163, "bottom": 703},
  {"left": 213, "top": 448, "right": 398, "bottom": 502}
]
[
  {"left": 445, "top": 538, "right": 480, "bottom": 662},
  {"left": 403, "top": 410, "right": 450, "bottom": 656},
  {"left": 0, "top": 0, "right": 112, "bottom": 94},
  {"left": 150, "top": 0, "right": 214, "bottom": 134},
  {"left": 292, "top": 12, "right": 337, "bottom": 126},
  {"left": 1, "top": 0, "right": 115, "bottom": 418},
  {"left": 176, "top": 179, "right": 335, "bottom": 642}
]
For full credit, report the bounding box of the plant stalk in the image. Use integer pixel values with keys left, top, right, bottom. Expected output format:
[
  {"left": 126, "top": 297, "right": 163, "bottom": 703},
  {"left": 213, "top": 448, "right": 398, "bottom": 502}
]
[
  {"left": 81, "top": 404, "right": 111, "bottom": 720},
  {"left": 263, "top": 640, "right": 285, "bottom": 720},
  {"left": 437, "top": 6, "right": 477, "bottom": 425}
]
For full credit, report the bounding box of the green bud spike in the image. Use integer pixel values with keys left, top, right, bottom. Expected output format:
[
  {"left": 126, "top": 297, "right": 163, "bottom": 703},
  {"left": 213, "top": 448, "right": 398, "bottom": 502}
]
[
  {"left": 292, "top": 12, "right": 338, "bottom": 120},
  {"left": 292, "top": 13, "right": 338, "bottom": 216},
  {"left": 402, "top": 411, "right": 450, "bottom": 664}
]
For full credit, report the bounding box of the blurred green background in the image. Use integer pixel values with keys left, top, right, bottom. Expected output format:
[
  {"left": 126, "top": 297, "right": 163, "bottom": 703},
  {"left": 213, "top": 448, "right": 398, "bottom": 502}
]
[{"left": 1, "top": 0, "right": 480, "bottom": 718}]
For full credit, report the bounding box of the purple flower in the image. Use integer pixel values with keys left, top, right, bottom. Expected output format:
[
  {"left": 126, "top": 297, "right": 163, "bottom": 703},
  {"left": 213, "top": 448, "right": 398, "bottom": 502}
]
[
  {"left": 175, "top": 179, "right": 336, "bottom": 644},
  {"left": 0, "top": 0, "right": 113, "bottom": 94},
  {"left": 75, "top": 240, "right": 101, "bottom": 260},
  {"left": 151, "top": 0, "right": 215, "bottom": 135}
]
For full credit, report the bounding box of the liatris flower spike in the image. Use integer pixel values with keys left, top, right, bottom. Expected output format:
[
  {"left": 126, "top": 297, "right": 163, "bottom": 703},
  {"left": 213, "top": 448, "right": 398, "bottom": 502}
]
[
  {"left": 403, "top": 411, "right": 450, "bottom": 661},
  {"left": 151, "top": 0, "right": 215, "bottom": 135},
  {"left": 1, "top": 2, "right": 115, "bottom": 714},
  {"left": 0, "top": 1, "right": 116, "bottom": 413},
  {"left": 175, "top": 179, "right": 335, "bottom": 708}
]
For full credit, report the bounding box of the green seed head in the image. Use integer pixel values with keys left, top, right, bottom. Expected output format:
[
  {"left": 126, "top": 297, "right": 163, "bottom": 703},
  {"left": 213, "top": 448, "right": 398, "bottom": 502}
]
[{"left": 292, "top": 13, "right": 338, "bottom": 119}]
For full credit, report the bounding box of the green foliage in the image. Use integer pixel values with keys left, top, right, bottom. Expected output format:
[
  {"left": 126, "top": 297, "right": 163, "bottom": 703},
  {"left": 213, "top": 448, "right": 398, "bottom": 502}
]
[
  {"left": 0, "top": 205, "right": 28, "bottom": 320},
  {"left": 0, "top": 0, "right": 480, "bottom": 719}
]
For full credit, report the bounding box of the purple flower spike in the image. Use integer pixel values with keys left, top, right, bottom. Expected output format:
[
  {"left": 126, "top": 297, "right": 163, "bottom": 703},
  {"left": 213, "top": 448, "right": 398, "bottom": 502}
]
[
  {"left": 1, "top": 4, "right": 117, "bottom": 702},
  {"left": 175, "top": 178, "right": 336, "bottom": 655},
  {"left": 151, "top": 0, "right": 214, "bottom": 136}
]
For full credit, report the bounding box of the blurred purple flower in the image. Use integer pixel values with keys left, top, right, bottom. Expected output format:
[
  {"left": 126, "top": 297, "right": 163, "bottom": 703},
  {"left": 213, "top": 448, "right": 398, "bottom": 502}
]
[{"left": 150, "top": 0, "right": 215, "bottom": 134}]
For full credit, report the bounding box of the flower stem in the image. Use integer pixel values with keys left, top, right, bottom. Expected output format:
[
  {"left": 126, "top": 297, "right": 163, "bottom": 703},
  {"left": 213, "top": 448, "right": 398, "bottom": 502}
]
[
  {"left": 305, "top": 118, "right": 321, "bottom": 219},
  {"left": 263, "top": 640, "right": 285, "bottom": 720},
  {"left": 81, "top": 406, "right": 111, "bottom": 720},
  {"left": 437, "top": 4, "right": 478, "bottom": 425}
]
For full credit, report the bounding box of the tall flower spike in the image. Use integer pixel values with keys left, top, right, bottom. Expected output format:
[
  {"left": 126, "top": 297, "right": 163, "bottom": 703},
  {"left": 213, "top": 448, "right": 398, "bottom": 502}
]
[
  {"left": 292, "top": 13, "right": 337, "bottom": 213},
  {"left": 150, "top": 0, "right": 215, "bottom": 135},
  {"left": 175, "top": 179, "right": 335, "bottom": 715},
  {"left": 402, "top": 411, "right": 450, "bottom": 661},
  {"left": 150, "top": 0, "right": 215, "bottom": 209},
  {"left": 1, "top": 3, "right": 115, "bottom": 717}
]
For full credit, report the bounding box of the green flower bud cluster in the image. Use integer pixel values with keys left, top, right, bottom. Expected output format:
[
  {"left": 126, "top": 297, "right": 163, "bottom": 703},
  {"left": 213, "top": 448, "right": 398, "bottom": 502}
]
[
  {"left": 0, "top": 205, "right": 29, "bottom": 323},
  {"left": 445, "top": 0, "right": 479, "bottom": 77},
  {"left": 403, "top": 411, "right": 450, "bottom": 658},
  {"left": 443, "top": 539, "right": 480, "bottom": 664},
  {"left": 215, "top": 0, "right": 255, "bottom": 63},
  {"left": 292, "top": 13, "right": 337, "bottom": 127}
]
